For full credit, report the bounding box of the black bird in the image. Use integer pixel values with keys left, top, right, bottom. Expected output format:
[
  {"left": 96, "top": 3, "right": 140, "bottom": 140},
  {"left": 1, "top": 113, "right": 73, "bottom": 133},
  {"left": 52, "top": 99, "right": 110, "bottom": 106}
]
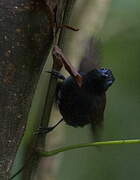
[
  {"left": 57, "top": 68, "right": 114, "bottom": 133},
  {"left": 36, "top": 38, "right": 115, "bottom": 136}
]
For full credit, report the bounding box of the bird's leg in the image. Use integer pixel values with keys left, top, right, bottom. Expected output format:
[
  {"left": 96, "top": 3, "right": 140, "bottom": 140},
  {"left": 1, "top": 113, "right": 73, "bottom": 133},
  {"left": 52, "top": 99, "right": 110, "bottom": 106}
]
[
  {"left": 52, "top": 46, "right": 83, "bottom": 87},
  {"left": 46, "top": 70, "right": 65, "bottom": 80},
  {"left": 52, "top": 7, "right": 82, "bottom": 86},
  {"left": 34, "top": 118, "right": 64, "bottom": 135}
]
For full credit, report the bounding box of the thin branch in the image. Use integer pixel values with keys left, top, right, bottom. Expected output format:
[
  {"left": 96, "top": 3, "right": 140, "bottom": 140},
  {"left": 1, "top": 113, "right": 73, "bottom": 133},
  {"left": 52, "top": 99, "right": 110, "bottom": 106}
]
[{"left": 38, "top": 139, "right": 140, "bottom": 157}]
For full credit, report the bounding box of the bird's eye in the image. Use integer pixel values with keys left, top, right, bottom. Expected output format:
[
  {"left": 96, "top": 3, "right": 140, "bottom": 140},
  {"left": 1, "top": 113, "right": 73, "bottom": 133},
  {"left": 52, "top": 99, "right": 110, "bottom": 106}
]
[
  {"left": 102, "top": 73, "right": 109, "bottom": 78},
  {"left": 97, "top": 68, "right": 110, "bottom": 79}
]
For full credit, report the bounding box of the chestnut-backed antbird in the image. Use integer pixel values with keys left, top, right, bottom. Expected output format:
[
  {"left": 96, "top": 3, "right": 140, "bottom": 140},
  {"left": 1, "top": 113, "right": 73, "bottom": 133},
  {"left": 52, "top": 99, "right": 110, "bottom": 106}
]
[{"left": 36, "top": 38, "right": 115, "bottom": 136}]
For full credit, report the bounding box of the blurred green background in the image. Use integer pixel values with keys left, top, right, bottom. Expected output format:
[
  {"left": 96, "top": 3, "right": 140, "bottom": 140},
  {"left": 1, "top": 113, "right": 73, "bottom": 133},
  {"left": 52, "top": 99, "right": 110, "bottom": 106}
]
[
  {"left": 32, "top": 0, "right": 140, "bottom": 180},
  {"left": 48, "top": 0, "right": 140, "bottom": 180}
]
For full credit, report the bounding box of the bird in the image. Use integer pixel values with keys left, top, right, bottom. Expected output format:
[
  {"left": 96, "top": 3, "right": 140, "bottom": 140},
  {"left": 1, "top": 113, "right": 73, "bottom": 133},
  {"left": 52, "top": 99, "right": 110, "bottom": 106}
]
[
  {"left": 36, "top": 38, "right": 115, "bottom": 137},
  {"left": 57, "top": 67, "right": 114, "bottom": 135}
]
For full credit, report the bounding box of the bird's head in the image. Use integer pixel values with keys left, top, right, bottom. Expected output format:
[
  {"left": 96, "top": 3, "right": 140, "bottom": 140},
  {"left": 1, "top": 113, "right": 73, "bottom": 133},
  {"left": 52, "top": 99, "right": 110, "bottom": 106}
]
[{"left": 84, "top": 68, "right": 115, "bottom": 94}]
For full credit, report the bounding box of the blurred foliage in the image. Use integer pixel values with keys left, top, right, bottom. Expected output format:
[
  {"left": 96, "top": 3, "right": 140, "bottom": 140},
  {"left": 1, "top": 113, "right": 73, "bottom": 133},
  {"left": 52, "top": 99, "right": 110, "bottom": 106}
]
[{"left": 51, "top": 0, "right": 140, "bottom": 180}]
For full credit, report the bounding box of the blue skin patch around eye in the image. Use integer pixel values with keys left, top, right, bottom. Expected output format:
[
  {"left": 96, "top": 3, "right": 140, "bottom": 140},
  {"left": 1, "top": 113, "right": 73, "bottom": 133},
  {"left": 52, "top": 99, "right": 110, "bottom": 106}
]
[
  {"left": 97, "top": 68, "right": 110, "bottom": 77},
  {"left": 97, "top": 68, "right": 115, "bottom": 89}
]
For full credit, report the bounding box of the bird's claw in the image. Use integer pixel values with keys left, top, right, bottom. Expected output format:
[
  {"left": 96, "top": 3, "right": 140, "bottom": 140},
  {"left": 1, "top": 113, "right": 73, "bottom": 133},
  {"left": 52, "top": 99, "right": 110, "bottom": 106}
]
[
  {"left": 34, "top": 127, "right": 54, "bottom": 135},
  {"left": 46, "top": 70, "right": 65, "bottom": 80}
]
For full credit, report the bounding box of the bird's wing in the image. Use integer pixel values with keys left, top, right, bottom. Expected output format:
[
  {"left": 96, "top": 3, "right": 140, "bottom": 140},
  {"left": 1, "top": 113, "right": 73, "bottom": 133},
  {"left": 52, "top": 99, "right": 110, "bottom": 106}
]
[{"left": 78, "top": 37, "right": 102, "bottom": 73}]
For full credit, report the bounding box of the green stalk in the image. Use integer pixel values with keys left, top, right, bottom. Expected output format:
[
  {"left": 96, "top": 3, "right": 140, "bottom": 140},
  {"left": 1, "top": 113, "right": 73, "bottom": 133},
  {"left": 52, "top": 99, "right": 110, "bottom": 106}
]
[{"left": 38, "top": 139, "right": 140, "bottom": 157}]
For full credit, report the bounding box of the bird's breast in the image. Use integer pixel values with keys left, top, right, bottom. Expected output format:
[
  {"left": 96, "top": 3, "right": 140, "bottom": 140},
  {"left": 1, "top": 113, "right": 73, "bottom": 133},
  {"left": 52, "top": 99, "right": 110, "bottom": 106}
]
[{"left": 57, "top": 77, "right": 101, "bottom": 127}]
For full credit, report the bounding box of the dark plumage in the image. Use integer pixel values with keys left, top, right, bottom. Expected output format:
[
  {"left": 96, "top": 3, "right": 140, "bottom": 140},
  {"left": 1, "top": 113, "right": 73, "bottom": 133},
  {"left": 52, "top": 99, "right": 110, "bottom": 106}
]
[
  {"left": 57, "top": 68, "right": 114, "bottom": 130},
  {"left": 35, "top": 38, "right": 115, "bottom": 136}
]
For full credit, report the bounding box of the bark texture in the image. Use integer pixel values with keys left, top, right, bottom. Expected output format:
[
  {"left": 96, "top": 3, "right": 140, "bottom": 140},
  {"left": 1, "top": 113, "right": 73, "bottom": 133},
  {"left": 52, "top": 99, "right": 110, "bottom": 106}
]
[{"left": 0, "top": 0, "right": 62, "bottom": 179}]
